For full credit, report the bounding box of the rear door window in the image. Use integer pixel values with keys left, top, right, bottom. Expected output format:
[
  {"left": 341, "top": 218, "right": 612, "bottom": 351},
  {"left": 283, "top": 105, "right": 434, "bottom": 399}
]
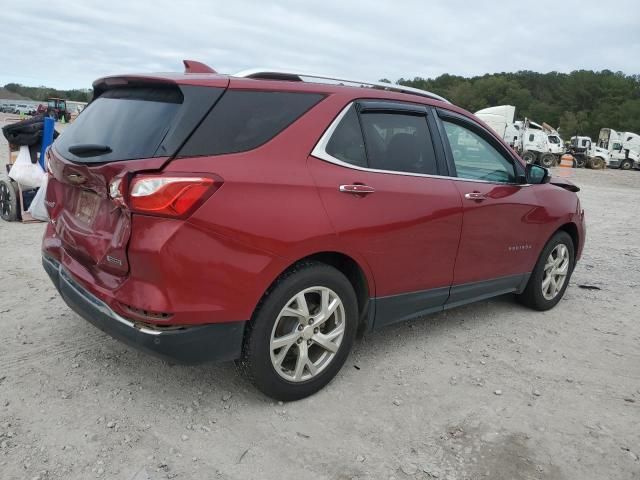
[
  {"left": 359, "top": 111, "right": 438, "bottom": 175},
  {"left": 180, "top": 90, "right": 324, "bottom": 156},
  {"left": 54, "top": 87, "right": 184, "bottom": 163}
]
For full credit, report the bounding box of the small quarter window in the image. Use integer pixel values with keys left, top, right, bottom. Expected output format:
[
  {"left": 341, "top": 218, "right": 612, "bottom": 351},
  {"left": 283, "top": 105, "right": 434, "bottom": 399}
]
[
  {"left": 180, "top": 90, "right": 323, "bottom": 156},
  {"left": 325, "top": 106, "right": 366, "bottom": 167}
]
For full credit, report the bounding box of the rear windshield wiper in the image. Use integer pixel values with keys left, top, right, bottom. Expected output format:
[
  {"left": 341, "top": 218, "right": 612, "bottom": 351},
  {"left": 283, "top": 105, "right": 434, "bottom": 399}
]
[{"left": 68, "top": 144, "right": 112, "bottom": 157}]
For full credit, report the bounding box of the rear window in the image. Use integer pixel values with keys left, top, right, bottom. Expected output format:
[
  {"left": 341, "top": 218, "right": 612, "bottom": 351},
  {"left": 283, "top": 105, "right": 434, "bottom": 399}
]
[
  {"left": 179, "top": 90, "right": 324, "bottom": 156},
  {"left": 54, "top": 87, "right": 183, "bottom": 163}
]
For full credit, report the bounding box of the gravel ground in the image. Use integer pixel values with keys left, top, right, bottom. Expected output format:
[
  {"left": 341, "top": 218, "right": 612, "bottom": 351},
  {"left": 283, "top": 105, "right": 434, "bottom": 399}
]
[{"left": 1, "top": 113, "right": 639, "bottom": 480}]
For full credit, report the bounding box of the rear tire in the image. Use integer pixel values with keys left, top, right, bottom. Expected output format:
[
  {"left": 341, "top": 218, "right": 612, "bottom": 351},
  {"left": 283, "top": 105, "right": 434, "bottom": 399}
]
[
  {"left": 239, "top": 262, "right": 358, "bottom": 401},
  {"left": 517, "top": 231, "right": 574, "bottom": 311},
  {"left": 0, "top": 178, "right": 18, "bottom": 222}
]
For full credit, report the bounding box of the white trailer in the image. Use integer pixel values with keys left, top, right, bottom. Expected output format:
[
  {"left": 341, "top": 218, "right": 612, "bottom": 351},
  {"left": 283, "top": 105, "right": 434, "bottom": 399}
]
[{"left": 475, "top": 105, "right": 563, "bottom": 167}]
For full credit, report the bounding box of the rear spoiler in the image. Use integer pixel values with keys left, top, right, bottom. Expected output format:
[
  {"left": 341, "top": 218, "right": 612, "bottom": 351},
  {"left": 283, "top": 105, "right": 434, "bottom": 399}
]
[{"left": 92, "top": 75, "right": 185, "bottom": 99}]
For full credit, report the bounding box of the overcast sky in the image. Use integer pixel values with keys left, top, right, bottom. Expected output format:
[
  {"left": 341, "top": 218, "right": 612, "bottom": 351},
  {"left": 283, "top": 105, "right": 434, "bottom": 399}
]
[{"left": 1, "top": 0, "right": 639, "bottom": 90}]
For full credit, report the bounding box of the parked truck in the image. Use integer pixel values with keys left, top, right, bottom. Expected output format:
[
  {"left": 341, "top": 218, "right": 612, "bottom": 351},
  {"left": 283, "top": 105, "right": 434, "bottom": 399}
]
[
  {"left": 475, "top": 105, "right": 564, "bottom": 167},
  {"left": 595, "top": 128, "right": 640, "bottom": 170},
  {"left": 569, "top": 130, "right": 639, "bottom": 170},
  {"left": 568, "top": 136, "right": 593, "bottom": 168}
]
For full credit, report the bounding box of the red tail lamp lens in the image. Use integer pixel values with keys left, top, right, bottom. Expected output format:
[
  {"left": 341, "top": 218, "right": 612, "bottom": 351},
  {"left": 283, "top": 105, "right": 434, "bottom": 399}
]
[{"left": 129, "top": 176, "right": 217, "bottom": 217}]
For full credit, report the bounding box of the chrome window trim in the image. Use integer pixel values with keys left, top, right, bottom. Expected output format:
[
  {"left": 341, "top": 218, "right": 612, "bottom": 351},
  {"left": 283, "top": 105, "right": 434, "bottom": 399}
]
[{"left": 310, "top": 102, "right": 532, "bottom": 187}]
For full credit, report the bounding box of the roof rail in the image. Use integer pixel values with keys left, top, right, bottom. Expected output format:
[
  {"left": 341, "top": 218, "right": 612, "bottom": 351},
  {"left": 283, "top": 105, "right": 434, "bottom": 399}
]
[{"left": 234, "top": 68, "right": 450, "bottom": 103}]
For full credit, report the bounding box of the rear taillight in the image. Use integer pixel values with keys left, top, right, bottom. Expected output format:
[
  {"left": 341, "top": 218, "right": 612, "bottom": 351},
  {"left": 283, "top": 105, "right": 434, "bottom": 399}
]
[{"left": 128, "top": 175, "right": 219, "bottom": 218}]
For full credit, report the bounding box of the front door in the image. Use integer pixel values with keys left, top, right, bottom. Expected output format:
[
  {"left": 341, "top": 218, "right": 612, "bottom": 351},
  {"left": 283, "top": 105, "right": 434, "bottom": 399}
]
[
  {"left": 436, "top": 110, "right": 547, "bottom": 303},
  {"left": 309, "top": 102, "right": 463, "bottom": 327}
]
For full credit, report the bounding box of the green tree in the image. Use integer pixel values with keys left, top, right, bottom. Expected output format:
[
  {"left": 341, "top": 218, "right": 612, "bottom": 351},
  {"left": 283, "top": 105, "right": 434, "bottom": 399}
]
[{"left": 397, "top": 70, "right": 640, "bottom": 139}]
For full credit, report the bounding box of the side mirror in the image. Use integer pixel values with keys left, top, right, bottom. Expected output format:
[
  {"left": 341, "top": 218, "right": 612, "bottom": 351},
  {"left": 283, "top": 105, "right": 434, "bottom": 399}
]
[{"left": 525, "top": 163, "right": 550, "bottom": 184}]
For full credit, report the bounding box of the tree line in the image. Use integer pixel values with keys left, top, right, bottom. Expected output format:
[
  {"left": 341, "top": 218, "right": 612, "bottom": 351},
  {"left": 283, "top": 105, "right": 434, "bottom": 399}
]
[
  {"left": 3, "top": 83, "right": 92, "bottom": 103},
  {"left": 388, "top": 70, "right": 640, "bottom": 141}
]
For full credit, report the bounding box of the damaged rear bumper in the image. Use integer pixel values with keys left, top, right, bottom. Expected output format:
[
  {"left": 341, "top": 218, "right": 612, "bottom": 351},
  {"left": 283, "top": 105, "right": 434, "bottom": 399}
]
[{"left": 43, "top": 255, "right": 246, "bottom": 364}]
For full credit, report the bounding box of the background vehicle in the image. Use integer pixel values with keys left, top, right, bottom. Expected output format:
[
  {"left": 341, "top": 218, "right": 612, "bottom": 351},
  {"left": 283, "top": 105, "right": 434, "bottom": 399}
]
[
  {"left": 1, "top": 103, "right": 17, "bottom": 113},
  {"left": 13, "top": 104, "right": 32, "bottom": 115},
  {"left": 43, "top": 97, "right": 71, "bottom": 122},
  {"left": 568, "top": 136, "right": 593, "bottom": 168},
  {"left": 475, "top": 105, "right": 564, "bottom": 167},
  {"left": 596, "top": 129, "right": 640, "bottom": 170},
  {"left": 42, "top": 62, "right": 585, "bottom": 400}
]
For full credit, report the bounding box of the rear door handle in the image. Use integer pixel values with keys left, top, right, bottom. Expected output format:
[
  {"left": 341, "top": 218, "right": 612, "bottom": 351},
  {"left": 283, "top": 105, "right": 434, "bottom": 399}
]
[
  {"left": 339, "top": 184, "right": 376, "bottom": 195},
  {"left": 464, "top": 192, "right": 487, "bottom": 200}
]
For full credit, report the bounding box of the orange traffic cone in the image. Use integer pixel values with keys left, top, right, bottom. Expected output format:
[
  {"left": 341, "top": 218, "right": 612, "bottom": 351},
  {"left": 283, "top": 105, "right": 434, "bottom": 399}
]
[{"left": 558, "top": 154, "right": 575, "bottom": 177}]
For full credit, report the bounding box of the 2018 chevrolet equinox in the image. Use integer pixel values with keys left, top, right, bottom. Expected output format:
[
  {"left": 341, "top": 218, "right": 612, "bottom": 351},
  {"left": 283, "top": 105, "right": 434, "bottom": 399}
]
[{"left": 42, "top": 61, "right": 585, "bottom": 400}]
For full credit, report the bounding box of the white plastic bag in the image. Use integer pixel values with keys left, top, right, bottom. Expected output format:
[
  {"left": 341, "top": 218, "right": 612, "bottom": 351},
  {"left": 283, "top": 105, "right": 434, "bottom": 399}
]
[
  {"left": 8, "top": 145, "right": 45, "bottom": 189},
  {"left": 27, "top": 174, "right": 50, "bottom": 221}
]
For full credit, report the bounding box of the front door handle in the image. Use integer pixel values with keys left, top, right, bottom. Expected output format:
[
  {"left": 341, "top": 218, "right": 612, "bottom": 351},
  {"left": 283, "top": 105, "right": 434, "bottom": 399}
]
[
  {"left": 339, "top": 184, "right": 376, "bottom": 195},
  {"left": 464, "top": 192, "right": 487, "bottom": 200}
]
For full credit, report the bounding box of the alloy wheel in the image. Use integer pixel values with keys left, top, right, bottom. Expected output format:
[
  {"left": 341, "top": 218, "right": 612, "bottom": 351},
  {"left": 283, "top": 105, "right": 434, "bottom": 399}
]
[
  {"left": 542, "top": 244, "right": 570, "bottom": 300},
  {"left": 270, "top": 286, "right": 346, "bottom": 382}
]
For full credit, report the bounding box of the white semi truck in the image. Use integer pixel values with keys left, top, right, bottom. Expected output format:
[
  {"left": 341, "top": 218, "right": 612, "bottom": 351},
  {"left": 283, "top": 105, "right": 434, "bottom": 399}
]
[
  {"left": 475, "top": 105, "right": 563, "bottom": 167},
  {"left": 595, "top": 128, "right": 640, "bottom": 170},
  {"left": 568, "top": 136, "right": 595, "bottom": 168}
]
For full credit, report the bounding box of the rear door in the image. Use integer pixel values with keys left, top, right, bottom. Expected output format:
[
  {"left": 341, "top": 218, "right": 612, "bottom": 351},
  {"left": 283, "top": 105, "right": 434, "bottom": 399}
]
[
  {"left": 46, "top": 81, "right": 226, "bottom": 278},
  {"left": 435, "top": 109, "right": 545, "bottom": 301},
  {"left": 309, "top": 101, "right": 463, "bottom": 328}
]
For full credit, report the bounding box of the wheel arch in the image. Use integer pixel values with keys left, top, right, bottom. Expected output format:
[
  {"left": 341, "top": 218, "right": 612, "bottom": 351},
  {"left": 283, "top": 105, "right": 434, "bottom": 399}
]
[
  {"left": 556, "top": 222, "right": 580, "bottom": 260},
  {"left": 248, "top": 251, "right": 374, "bottom": 336}
]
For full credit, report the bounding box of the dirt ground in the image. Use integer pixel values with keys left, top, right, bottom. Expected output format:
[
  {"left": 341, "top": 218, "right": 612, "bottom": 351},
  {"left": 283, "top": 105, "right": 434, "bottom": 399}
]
[{"left": 1, "top": 112, "right": 639, "bottom": 480}]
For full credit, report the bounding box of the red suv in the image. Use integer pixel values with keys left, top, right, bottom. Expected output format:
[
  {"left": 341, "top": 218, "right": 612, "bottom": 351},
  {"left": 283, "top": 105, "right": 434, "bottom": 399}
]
[{"left": 42, "top": 61, "right": 585, "bottom": 400}]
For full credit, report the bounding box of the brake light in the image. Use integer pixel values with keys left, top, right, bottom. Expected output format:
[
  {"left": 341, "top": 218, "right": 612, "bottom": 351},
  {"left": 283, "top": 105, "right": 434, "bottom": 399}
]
[{"left": 129, "top": 175, "right": 218, "bottom": 217}]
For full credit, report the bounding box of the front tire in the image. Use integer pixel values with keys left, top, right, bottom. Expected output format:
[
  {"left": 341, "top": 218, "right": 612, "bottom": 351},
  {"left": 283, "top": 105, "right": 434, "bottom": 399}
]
[
  {"left": 239, "top": 263, "right": 358, "bottom": 401},
  {"left": 540, "top": 153, "right": 556, "bottom": 168},
  {"left": 522, "top": 151, "right": 537, "bottom": 164},
  {"left": 590, "top": 157, "right": 605, "bottom": 169},
  {"left": 517, "top": 231, "right": 574, "bottom": 311},
  {"left": 619, "top": 159, "right": 633, "bottom": 170}
]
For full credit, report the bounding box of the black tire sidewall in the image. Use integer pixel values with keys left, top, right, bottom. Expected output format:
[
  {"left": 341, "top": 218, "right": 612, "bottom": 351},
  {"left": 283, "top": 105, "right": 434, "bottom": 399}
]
[
  {"left": 523, "top": 152, "right": 535, "bottom": 164},
  {"left": 242, "top": 263, "right": 358, "bottom": 401},
  {"left": 620, "top": 160, "right": 632, "bottom": 170},
  {"left": 0, "top": 179, "right": 18, "bottom": 222},
  {"left": 523, "top": 231, "right": 575, "bottom": 311}
]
